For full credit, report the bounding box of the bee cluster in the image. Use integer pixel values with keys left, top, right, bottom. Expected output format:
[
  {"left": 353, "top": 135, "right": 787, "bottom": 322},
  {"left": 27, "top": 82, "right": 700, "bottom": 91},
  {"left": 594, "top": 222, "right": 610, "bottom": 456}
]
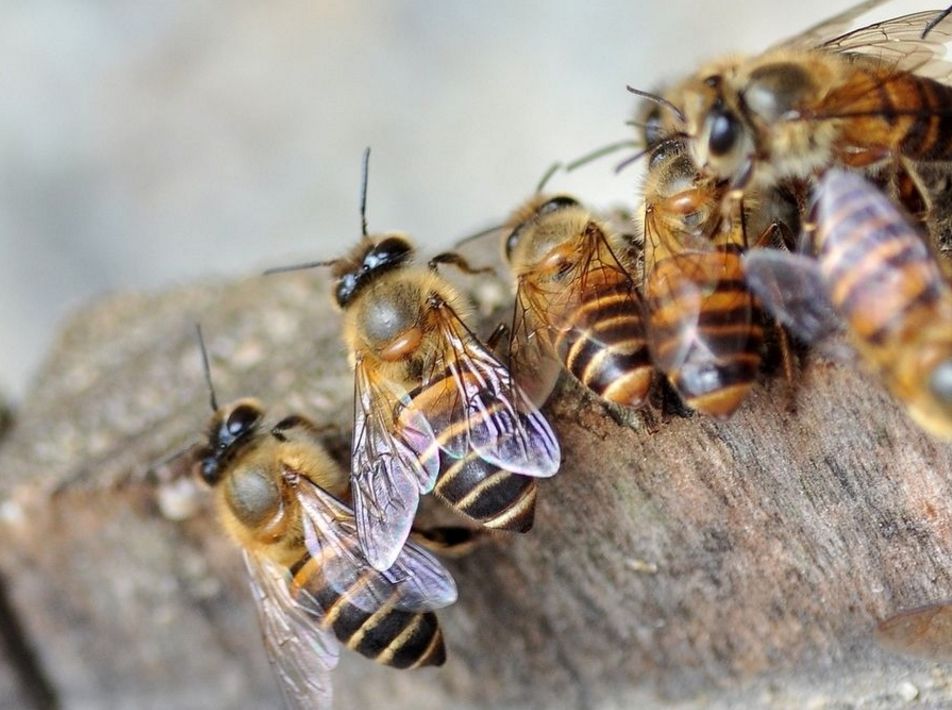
[{"left": 180, "top": 4, "right": 952, "bottom": 707}]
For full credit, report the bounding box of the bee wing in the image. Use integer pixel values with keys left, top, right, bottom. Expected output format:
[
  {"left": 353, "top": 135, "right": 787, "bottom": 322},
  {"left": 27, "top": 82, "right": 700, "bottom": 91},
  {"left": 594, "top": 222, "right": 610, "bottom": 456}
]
[
  {"left": 244, "top": 550, "right": 340, "bottom": 710},
  {"left": 296, "top": 480, "right": 458, "bottom": 612},
  {"left": 876, "top": 600, "right": 952, "bottom": 661},
  {"left": 742, "top": 249, "right": 843, "bottom": 345},
  {"left": 508, "top": 280, "right": 569, "bottom": 407},
  {"left": 351, "top": 361, "right": 440, "bottom": 571},
  {"left": 774, "top": 0, "right": 891, "bottom": 50},
  {"left": 418, "top": 303, "right": 560, "bottom": 477}
]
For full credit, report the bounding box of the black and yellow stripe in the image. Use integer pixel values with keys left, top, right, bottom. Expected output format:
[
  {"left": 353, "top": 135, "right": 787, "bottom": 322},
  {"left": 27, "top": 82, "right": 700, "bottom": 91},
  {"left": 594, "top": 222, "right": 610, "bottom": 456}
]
[
  {"left": 289, "top": 554, "right": 446, "bottom": 669},
  {"left": 646, "top": 243, "right": 763, "bottom": 417},
  {"left": 820, "top": 179, "right": 945, "bottom": 347},
  {"left": 554, "top": 274, "right": 653, "bottom": 407},
  {"left": 834, "top": 68, "right": 952, "bottom": 164}
]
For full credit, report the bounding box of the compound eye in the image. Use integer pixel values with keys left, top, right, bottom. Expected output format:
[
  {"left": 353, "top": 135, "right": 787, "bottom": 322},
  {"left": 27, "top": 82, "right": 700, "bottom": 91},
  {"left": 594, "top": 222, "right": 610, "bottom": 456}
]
[
  {"left": 504, "top": 228, "right": 522, "bottom": 262},
  {"left": 226, "top": 403, "right": 261, "bottom": 437},
  {"left": 538, "top": 196, "right": 579, "bottom": 215},
  {"left": 643, "top": 106, "right": 664, "bottom": 148},
  {"left": 930, "top": 359, "right": 952, "bottom": 404},
  {"left": 367, "top": 237, "right": 412, "bottom": 270},
  {"left": 707, "top": 108, "right": 741, "bottom": 158}
]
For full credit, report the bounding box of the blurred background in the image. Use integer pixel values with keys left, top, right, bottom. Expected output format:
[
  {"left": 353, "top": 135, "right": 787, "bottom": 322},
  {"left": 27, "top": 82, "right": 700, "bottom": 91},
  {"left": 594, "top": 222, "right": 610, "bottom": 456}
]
[{"left": 0, "top": 0, "right": 922, "bottom": 400}]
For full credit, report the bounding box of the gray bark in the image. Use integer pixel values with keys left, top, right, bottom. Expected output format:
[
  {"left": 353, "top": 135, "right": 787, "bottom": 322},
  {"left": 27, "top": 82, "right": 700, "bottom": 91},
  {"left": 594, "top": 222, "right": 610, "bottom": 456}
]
[{"left": 1, "top": 271, "right": 952, "bottom": 709}]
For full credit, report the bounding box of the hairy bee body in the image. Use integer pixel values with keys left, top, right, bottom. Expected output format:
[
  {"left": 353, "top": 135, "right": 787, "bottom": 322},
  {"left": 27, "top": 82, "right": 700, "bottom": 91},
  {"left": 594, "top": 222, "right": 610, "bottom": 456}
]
[
  {"left": 814, "top": 171, "right": 952, "bottom": 435},
  {"left": 659, "top": 9, "right": 952, "bottom": 224},
  {"left": 202, "top": 403, "right": 448, "bottom": 671},
  {"left": 645, "top": 241, "right": 764, "bottom": 417},
  {"left": 640, "top": 141, "right": 765, "bottom": 417},
  {"left": 505, "top": 195, "right": 653, "bottom": 408},
  {"left": 745, "top": 170, "right": 952, "bottom": 439},
  {"left": 328, "top": 232, "right": 559, "bottom": 570}
]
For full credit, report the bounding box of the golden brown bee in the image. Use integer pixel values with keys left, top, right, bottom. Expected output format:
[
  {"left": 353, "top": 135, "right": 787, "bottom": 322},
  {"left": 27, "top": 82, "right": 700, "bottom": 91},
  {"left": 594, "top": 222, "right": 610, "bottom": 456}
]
[
  {"left": 265, "top": 150, "right": 561, "bottom": 572},
  {"left": 330, "top": 232, "right": 560, "bottom": 570},
  {"left": 639, "top": 138, "right": 768, "bottom": 417},
  {"left": 744, "top": 168, "right": 952, "bottom": 438},
  {"left": 877, "top": 600, "right": 952, "bottom": 662},
  {"left": 502, "top": 193, "right": 653, "bottom": 409},
  {"left": 189, "top": 335, "right": 458, "bottom": 709},
  {"left": 658, "top": 5, "right": 952, "bottom": 219}
]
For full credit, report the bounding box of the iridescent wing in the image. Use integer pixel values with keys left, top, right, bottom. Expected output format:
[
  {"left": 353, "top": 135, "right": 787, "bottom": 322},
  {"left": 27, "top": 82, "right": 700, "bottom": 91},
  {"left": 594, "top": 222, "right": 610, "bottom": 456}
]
[
  {"left": 350, "top": 359, "right": 440, "bottom": 571},
  {"left": 743, "top": 249, "right": 843, "bottom": 345},
  {"left": 244, "top": 550, "right": 339, "bottom": 710},
  {"left": 295, "top": 478, "right": 458, "bottom": 613},
  {"left": 780, "top": 6, "right": 952, "bottom": 83},
  {"left": 775, "top": 0, "right": 891, "bottom": 51},
  {"left": 413, "top": 300, "right": 561, "bottom": 478},
  {"left": 507, "top": 277, "right": 565, "bottom": 408},
  {"left": 877, "top": 600, "right": 952, "bottom": 661}
]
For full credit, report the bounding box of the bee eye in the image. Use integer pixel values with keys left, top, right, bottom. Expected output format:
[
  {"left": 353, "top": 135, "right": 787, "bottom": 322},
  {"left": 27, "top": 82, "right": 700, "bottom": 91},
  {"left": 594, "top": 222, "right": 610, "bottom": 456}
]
[
  {"left": 200, "top": 458, "right": 220, "bottom": 486},
  {"left": 226, "top": 404, "right": 261, "bottom": 437},
  {"left": 504, "top": 228, "right": 522, "bottom": 262},
  {"left": 367, "top": 237, "right": 412, "bottom": 271},
  {"left": 930, "top": 360, "right": 952, "bottom": 404},
  {"left": 643, "top": 106, "right": 665, "bottom": 148},
  {"left": 707, "top": 109, "right": 741, "bottom": 158},
  {"left": 538, "top": 196, "right": 579, "bottom": 215}
]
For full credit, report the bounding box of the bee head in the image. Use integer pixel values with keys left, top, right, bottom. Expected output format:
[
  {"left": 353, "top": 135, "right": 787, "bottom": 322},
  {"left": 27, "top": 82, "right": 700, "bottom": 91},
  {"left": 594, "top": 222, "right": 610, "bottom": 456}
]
[
  {"left": 334, "top": 233, "right": 414, "bottom": 307},
  {"left": 504, "top": 195, "right": 580, "bottom": 263},
  {"left": 196, "top": 399, "right": 265, "bottom": 486}
]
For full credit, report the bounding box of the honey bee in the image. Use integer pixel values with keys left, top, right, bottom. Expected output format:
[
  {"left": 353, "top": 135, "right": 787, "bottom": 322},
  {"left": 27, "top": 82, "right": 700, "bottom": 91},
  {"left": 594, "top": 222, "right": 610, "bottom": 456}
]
[
  {"left": 502, "top": 191, "right": 653, "bottom": 409},
  {"left": 877, "top": 600, "right": 952, "bottom": 661},
  {"left": 190, "top": 330, "right": 458, "bottom": 709},
  {"left": 270, "top": 150, "right": 561, "bottom": 571},
  {"left": 657, "top": 4, "right": 952, "bottom": 220},
  {"left": 744, "top": 168, "right": 952, "bottom": 438},
  {"left": 639, "top": 138, "right": 768, "bottom": 417}
]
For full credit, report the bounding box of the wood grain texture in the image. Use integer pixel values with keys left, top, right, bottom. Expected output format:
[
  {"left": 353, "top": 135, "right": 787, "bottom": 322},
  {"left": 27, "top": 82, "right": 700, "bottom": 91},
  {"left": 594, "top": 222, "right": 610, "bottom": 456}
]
[{"left": 2, "top": 269, "right": 952, "bottom": 709}]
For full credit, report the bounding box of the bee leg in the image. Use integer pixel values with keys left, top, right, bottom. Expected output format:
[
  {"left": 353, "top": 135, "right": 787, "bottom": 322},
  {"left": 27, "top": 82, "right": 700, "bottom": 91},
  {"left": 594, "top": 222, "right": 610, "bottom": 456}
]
[
  {"left": 410, "top": 525, "right": 486, "bottom": 557},
  {"left": 485, "top": 323, "right": 509, "bottom": 352},
  {"left": 776, "top": 324, "right": 799, "bottom": 415},
  {"left": 428, "top": 251, "right": 495, "bottom": 277}
]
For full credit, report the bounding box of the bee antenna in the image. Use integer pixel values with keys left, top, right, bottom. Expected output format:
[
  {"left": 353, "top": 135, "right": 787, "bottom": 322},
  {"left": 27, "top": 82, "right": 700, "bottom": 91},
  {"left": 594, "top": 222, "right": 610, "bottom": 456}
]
[
  {"left": 360, "top": 147, "right": 371, "bottom": 237},
  {"left": 535, "top": 162, "right": 563, "bottom": 194},
  {"left": 614, "top": 132, "right": 686, "bottom": 174},
  {"left": 614, "top": 146, "right": 652, "bottom": 174},
  {"left": 262, "top": 259, "right": 339, "bottom": 276},
  {"left": 626, "top": 85, "right": 685, "bottom": 124},
  {"left": 194, "top": 323, "right": 219, "bottom": 412},
  {"left": 455, "top": 223, "right": 506, "bottom": 248},
  {"left": 565, "top": 139, "right": 640, "bottom": 172}
]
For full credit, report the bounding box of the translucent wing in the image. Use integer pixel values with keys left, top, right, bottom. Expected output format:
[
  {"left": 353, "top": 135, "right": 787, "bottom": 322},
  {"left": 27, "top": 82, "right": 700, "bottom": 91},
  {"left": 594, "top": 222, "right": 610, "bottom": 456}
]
[
  {"left": 877, "top": 600, "right": 952, "bottom": 661},
  {"left": 775, "top": 0, "right": 891, "bottom": 50},
  {"left": 244, "top": 550, "right": 339, "bottom": 710},
  {"left": 414, "top": 301, "right": 560, "bottom": 478},
  {"left": 350, "top": 359, "right": 440, "bottom": 571},
  {"left": 507, "top": 282, "right": 564, "bottom": 407},
  {"left": 295, "top": 478, "right": 458, "bottom": 613},
  {"left": 743, "top": 249, "right": 843, "bottom": 345},
  {"left": 818, "top": 11, "right": 952, "bottom": 82}
]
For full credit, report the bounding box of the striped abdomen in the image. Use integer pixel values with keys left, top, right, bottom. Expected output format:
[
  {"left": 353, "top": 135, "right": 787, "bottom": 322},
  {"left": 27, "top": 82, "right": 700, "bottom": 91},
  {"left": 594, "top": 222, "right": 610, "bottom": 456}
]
[
  {"left": 434, "top": 452, "right": 536, "bottom": 531},
  {"left": 552, "top": 269, "right": 653, "bottom": 407},
  {"left": 409, "top": 373, "right": 539, "bottom": 532},
  {"left": 833, "top": 67, "right": 952, "bottom": 165},
  {"left": 646, "top": 243, "right": 763, "bottom": 417},
  {"left": 289, "top": 553, "right": 446, "bottom": 669},
  {"left": 818, "top": 174, "right": 949, "bottom": 350}
]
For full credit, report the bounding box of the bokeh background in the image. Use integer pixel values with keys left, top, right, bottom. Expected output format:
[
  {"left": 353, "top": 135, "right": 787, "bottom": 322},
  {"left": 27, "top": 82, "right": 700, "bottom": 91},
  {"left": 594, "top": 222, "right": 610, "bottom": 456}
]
[{"left": 0, "top": 0, "right": 922, "bottom": 399}]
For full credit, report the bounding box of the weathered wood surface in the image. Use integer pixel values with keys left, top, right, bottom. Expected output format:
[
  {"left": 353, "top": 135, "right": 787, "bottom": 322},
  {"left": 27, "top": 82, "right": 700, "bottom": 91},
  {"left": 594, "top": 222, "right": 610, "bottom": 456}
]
[{"left": 2, "top": 270, "right": 952, "bottom": 709}]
